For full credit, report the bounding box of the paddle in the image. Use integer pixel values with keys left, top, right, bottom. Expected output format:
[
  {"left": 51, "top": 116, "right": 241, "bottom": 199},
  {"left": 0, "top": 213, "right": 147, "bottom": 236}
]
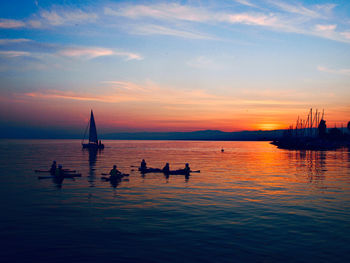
[
  {"left": 37, "top": 175, "right": 78, "bottom": 179},
  {"left": 35, "top": 169, "right": 77, "bottom": 173},
  {"left": 101, "top": 173, "right": 130, "bottom": 176}
]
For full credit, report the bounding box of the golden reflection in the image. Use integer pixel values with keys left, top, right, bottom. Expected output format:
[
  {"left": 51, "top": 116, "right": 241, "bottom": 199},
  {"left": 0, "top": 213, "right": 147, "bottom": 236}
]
[
  {"left": 292, "top": 151, "right": 326, "bottom": 185},
  {"left": 89, "top": 141, "right": 349, "bottom": 202}
]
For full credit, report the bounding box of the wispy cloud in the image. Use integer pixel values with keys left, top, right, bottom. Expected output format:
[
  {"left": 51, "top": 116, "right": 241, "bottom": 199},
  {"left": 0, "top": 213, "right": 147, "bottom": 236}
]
[
  {"left": 21, "top": 87, "right": 150, "bottom": 103},
  {"left": 187, "top": 56, "right": 221, "bottom": 70},
  {"left": 1, "top": 2, "right": 349, "bottom": 44},
  {"left": 101, "top": 81, "right": 150, "bottom": 92},
  {"left": 267, "top": 1, "right": 335, "bottom": 18},
  {"left": 59, "top": 47, "right": 114, "bottom": 59},
  {"left": 58, "top": 47, "right": 142, "bottom": 60},
  {"left": 21, "top": 80, "right": 224, "bottom": 105},
  {"left": 0, "top": 51, "right": 31, "bottom": 57},
  {"left": 20, "top": 83, "right": 315, "bottom": 121},
  {"left": 22, "top": 80, "right": 310, "bottom": 110},
  {"left": 219, "top": 13, "right": 277, "bottom": 26},
  {"left": 0, "top": 42, "right": 142, "bottom": 73},
  {"left": 104, "top": 2, "right": 282, "bottom": 42},
  {"left": 315, "top": 24, "right": 337, "bottom": 31},
  {"left": 23, "top": 90, "right": 113, "bottom": 102},
  {"left": 0, "top": 18, "right": 25, "bottom": 28},
  {"left": 317, "top": 66, "right": 350, "bottom": 76},
  {"left": 340, "top": 32, "right": 350, "bottom": 39},
  {"left": 105, "top": 3, "right": 276, "bottom": 27},
  {"left": 0, "top": 38, "right": 31, "bottom": 45},
  {"left": 38, "top": 8, "right": 98, "bottom": 26},
  {"left": 234, "top": 0, "right": 257, "bottom": 8},
  {"left": 104, "top": 4, "right": 210, "bottom": 23},
  {"left": 103, "top": 2, "right": 350, "bottom": 43},
  {"left": 270, "top": 1, "right": 319, "bottom": 17},
  {"left": 0, "top": 7, "right": 98, "bottom": 29},
  {"left": 113, "top": 51, "right": 143, "bottom": 61},
  {"left": 27, "top": 19, "right": 42, "bottom": 28},
  {"left": 129, "top": 24, "right": 213, "bottom": 39}
]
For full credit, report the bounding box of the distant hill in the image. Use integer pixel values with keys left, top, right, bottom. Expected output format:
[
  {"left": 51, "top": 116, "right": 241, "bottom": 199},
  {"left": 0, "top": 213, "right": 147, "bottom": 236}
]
[
  {"left": 102, "top": 129, "right": 284, "bottom": 141},
  {"left": 0, "top": 123, "right": 284, "bottom": 140}
]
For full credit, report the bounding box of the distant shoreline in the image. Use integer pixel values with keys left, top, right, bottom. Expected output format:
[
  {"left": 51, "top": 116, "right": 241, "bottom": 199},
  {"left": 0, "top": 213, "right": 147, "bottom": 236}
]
[
  {"left": 0, "top": 138, "right": 273, "bottom": 141},
  {"left": 0, "top": 129, "right": 281, "bottom": 140},
  {"left": 3, "top": 128, "right": 350, "bottom": 141}
]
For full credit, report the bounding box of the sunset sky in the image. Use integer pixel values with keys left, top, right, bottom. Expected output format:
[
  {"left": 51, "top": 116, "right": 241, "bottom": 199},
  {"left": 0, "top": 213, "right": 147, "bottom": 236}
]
[{"left": 0, "top": 0, "right": 349, "bottom": 135}]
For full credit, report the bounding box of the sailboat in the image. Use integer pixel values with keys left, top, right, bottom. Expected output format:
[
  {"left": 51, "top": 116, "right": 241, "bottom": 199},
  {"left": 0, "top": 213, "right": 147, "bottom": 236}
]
[{"left": 82, "top": 110, "right": 104, "bottom": 149}]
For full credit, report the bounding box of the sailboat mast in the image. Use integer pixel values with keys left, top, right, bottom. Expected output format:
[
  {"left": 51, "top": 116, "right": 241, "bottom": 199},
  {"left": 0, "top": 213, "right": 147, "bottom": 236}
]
[{"left": 89, "top": 110, "right": 98, "bottom": 144}]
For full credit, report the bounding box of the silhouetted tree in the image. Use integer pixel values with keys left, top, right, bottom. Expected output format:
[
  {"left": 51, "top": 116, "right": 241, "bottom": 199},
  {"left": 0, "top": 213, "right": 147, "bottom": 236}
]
[
  {"left": 318, "top": 119, "right": 327, "bottom": 138},
  {"left": 347, "top": 121, "right": 350, "bottom": 132}
]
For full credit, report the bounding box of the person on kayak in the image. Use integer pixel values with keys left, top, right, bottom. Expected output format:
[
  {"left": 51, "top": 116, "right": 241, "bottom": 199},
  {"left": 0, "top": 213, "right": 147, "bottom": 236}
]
[
  {"left": 184, "top": 163, "right": 191, "bottom": 174},
  {"left": 50, "top": 161, "right": 57, "bottom": 174},
  {"left": 162, "top": 163, "right": 170, "bottom": 174},
  {"left": 110, "top": 165, "right": 122, "bottom": 178},
  {"left": 140, "top": 159, "right": 147, "bottom": 170},
  {"left": 55, "top": 165, "right": 64, "bottom": 177}
]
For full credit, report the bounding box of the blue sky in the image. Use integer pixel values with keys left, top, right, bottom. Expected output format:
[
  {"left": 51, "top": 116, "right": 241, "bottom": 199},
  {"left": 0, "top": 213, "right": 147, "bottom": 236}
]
[{"left": 0, "top": 0, "right": 349, "bottom": 133}]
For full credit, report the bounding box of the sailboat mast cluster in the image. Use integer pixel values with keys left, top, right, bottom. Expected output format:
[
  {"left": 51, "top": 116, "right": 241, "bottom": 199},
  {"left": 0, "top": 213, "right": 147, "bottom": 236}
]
[
  {"left": 289, "top": 108, "right": 324, "bottom": 138},
  {"left": 272, "top": 108, "right": 350, "bottom": 150}
]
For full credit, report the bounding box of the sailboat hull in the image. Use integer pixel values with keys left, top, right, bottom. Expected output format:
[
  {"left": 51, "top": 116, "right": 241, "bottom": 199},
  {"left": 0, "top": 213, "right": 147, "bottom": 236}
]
[{"left": 82, "top": 143, "right": 104, "bottom": 149}]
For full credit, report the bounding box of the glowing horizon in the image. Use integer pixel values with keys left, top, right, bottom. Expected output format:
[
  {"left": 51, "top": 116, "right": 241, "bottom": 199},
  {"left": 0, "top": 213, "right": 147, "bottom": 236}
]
[{"left": 0, "top": 0, "right": 349, "bottom": 135}]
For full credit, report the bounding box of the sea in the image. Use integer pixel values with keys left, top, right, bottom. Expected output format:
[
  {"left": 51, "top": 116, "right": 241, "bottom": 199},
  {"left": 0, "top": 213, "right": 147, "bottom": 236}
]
[{"left": 0, "top": 140, "right": 349, "bottom": 263}]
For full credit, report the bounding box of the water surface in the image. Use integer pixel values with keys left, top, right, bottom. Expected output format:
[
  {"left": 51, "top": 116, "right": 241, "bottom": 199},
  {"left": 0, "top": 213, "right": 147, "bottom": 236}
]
[{"left": 0, "top": 140, "right": 349, "bottom": 262}]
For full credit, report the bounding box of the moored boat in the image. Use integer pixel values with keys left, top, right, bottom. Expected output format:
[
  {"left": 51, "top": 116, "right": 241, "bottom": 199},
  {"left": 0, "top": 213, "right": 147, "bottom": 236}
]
[{"left": 82, "top": 110, "right": 104, "bottom": 149}]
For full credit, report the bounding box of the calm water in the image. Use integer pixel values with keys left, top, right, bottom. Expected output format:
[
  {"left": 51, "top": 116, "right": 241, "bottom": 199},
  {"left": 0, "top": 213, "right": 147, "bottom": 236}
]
[{"left": 0, "top": 140, "right": 349, "bottom": 263}]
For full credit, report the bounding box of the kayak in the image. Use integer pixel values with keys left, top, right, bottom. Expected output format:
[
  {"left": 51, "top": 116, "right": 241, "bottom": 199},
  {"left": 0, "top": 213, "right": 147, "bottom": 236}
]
[
  {"left": 101, "top": 173, "right": 129, "bottom": 176},
  {"left": 35, "top": 169, "right": 76, "bottom": 173},
  {"left": 38, "top": 173, "right": 82, "bottom": 179},
  {"left": 166, "top": 170, "right": 189, "bottom": 175},
  {"left": 138, "top": 168, "right": 163, "bottom": 174},
  {"left": 101, "top": 174, "right": 129, "bottom": 181},
  {"left": 138, "top": 168, "right": 200, "bottom": 175},
  {"left": 165, "top": 170, "right": 200, "bottom": 175}
]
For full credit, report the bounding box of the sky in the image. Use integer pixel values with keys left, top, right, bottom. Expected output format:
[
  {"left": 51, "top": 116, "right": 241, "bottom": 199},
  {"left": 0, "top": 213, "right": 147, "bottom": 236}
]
[{"left": 0, "top": 0, "right": 349, "bottom": 136}]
